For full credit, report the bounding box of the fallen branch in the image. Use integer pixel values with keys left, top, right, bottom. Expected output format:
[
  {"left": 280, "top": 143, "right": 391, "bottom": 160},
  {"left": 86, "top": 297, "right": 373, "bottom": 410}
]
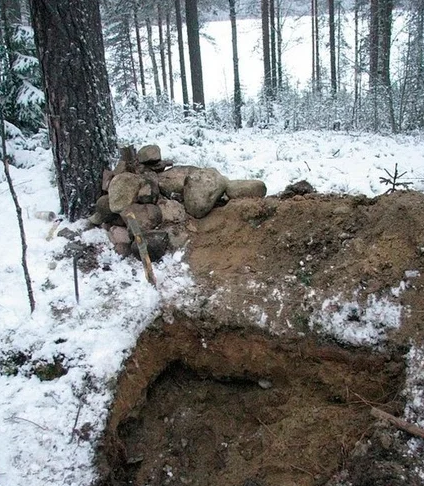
[
  {"left": 0, "top": 106, "right": 35, "bottom": 313},
  {"left": 125, "top": 212, "right": 157, "bottom": 287},
  {"left": 371, "top": 407, "right": 424, "bottom": 440}
]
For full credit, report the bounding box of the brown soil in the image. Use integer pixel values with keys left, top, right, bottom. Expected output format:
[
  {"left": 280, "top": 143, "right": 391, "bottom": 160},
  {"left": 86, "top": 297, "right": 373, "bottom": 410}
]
[{"left": 97, "top": 191, "right": 424, "bottom": 486}]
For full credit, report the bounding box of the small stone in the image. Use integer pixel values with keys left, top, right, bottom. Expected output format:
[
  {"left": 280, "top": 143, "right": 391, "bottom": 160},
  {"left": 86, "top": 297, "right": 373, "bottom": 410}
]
[
  {"left": 57, "top": 228, "right": 78, "bottom": 240},
  {"left": 258, "top": 379, "right": 273, "bottom": 389},
  {"left": 34, "top": 211, "right": 56, "bottom": 222},
  {"left": 405, "top": 270, "right": 420, "bottom": 278},
  {"left": 88, "top": 212, "right": 104, "bottom": 226},
  {"left": 48, "top": 261, "right": 57, "bottom": 270}
]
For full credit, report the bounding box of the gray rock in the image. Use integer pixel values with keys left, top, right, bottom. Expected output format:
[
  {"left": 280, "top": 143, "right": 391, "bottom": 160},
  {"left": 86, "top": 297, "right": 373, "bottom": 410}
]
[
  {"left": 131, "top": 230, "right": 169, "bottom": 262},
  {"left": 102, "top": 170, "right": 114, "bottom": 191},
  {"left": 108, "top": 173, "right": 142, "bottom": 213},
  {"left": 278, "top": 180, "right": 315, "bottom": 199},
  {"left": 157, "top": 199, "right": 186, "bottom": 223},
  {"left": 157, "top": 166, "right": 199, "bottom": 200},
  {"left": 137, "top": 144, "right": 161, "bottom": 164},
  {"left": 137, "top": 173, "right": 160, "bottom": 204},
  {"left": 121, "top": 203, "right": 163, "bottom": 231},
  {"left": 95, "top": 195, "right": 115, "bottom": 222},
  {"left": 88, "top": 212, "right": 104, "bottom": 226},
  {"left": 184, "top": 168, "right": 228, "bottom": 218},
  {"left": 114, "top": 242, "right": 132, "bottom": 257},
  {"left": 57, "top": 227, "right": 78, "bottom": 240},
  {"left": 226, "top": 180, "right": 267, "bottom": 199},
  {"left": 107, "top": 226, "right": 131, "bottom": 245}
]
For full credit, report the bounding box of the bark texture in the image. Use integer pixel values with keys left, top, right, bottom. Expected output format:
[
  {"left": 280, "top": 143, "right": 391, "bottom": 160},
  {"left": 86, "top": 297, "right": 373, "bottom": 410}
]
[
  {"left": 29, "top": 0, "right": 116, "bottom": 222},
  {"left": 185, "top": 0, "right": 205, "bottom": 110}
]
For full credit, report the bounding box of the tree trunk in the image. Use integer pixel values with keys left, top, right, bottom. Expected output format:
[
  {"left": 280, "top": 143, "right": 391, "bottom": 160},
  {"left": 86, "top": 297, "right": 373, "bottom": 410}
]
[
  {"left": 146, "top": 17, "right": 161, "bottom": 100},
  {"left": 261, "top": 0, "right": 272, "bottom": 99},
  {"left": 314, "top": 0, "right": 321, "bottom": 92},
  {"left": 270, "top": 0, "right": 277, "bottom": 94},
  {"left": 29, "top": 0, "right": 116, "bottom": 222},
  {"left": 276, "top": 0, "right": 283, "bottom": 91},
  {"left": 125, "top": 16, "right": 138, "bottom": 93},
  {"left": 185, "top": 0, "right": 205, "bottom": 111},
  {"left": 166, "top": 10, "right": 175, "bottom": 101},
  {"left": 229, "top": 0, "right": 242, "bottom": 129},
  {"left": 352, "top": 0, "right": 360, "bottom": 127},
  {"left": 379, "top": 0, "right": 396, "bottom": 131},
  {"left": 369, "top": 0, "right": 379, "bottom": 89},
  {"left": 311, "top": 0, "right": 317, "bottom": 88},
  {"left": 134, "top": 4, "right": 146, "bottom": 97},
  {"left": 175, "top": 0, "right": 189, "bottom": 115},
  {"left": 158, "top": 3, "right": 168, "bottom": 97},
  {"left": 329, "top": 0, "right": 337, "bottom": 95}
]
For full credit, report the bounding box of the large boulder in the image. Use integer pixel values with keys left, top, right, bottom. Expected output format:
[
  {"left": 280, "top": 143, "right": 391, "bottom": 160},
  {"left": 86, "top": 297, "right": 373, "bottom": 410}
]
[
  {"left": 138, "top": 144, "right": 161, "bottom": 164},
  {"left": 184, "top": 168, "right": 228, "bottom": 218},
  {"left": 157, "top": 199, "right": 186, "bottom": 224},
  {"left": 121, "top": 203, "right": 163, "bottom": 231},
  {"left": 226, "top": 180, "right": 267, "bottom": 199},
  {"left": 108, "top": 173, "right": 142, "bottom": 213},
  {"left": 157, "top": 166, "right": 199, "bottom": 201}
]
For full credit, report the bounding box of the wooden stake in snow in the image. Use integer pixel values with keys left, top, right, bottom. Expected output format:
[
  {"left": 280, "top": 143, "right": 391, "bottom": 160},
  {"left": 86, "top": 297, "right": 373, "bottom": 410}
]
[
  {"left": 125, "top": 212, "right": 157, "bottom": 287},
  {"left": 0, "top": 108, "right": 36, "bottom": 313},
  {"left": 371, "top": 407, "right": 424, "bottom": 440}
]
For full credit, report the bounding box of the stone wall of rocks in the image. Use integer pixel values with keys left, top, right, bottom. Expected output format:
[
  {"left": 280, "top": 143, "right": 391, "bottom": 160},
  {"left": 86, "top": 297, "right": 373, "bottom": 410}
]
[{"left": 89, "top": 144, "right": 267, "bottom": 261}]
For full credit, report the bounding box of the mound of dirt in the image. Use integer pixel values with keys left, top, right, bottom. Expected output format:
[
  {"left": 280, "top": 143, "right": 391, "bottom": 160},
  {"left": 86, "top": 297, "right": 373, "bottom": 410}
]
[
  {"left": 187, "top": 191, "right": 424, "bottom": 344},
  {"left": 96, "top": 190, "right": 424, "bottom": 486}
]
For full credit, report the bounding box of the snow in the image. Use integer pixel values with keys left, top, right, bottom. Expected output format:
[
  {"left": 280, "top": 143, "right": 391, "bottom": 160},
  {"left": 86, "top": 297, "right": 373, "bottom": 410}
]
[
  {"left": 3, "top": 117, "right": 424, "bottom": 486},
  {"left": 2, "top": 14, "right": 424, "bottom": 486}
]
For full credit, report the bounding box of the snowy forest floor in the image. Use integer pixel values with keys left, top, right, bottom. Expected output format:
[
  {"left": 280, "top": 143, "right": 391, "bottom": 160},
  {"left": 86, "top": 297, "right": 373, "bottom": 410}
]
[{"left": 2, "top": 119, "right": 424, "bottom": 485}]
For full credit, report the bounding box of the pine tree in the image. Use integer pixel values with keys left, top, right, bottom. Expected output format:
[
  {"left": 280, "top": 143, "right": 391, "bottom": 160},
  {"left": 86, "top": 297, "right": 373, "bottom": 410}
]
[
  {"left": 29, "top": 0, "right": 116, "bottom": 221},
  {"left": 0, "top": 0, "right": 44, "bottom": 134}
]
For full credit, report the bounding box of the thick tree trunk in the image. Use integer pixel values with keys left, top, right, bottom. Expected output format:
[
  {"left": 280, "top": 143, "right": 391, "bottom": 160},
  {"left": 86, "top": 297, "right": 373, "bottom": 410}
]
[
  {"left": 146, "top": 17, "right": 161, "bottom": 99},
  {"left": 158, "top": 3, "right": 168, "bottom": 96},
  {"left": 185, "top": 0, "right": 205, "bottom": 110},
  {"left": 134, "top": 5, "right": 146, "bottom": 97},
  {"left": 29, "top": 0, "right": 116, "bottom": 222},
  {"left": 166, "top": 11, "right": 175, "bottom": 101},
  {"left": 329, "top": 0, "right": 337, "bottom": 95},
  {"left": 175, "top": 0, "right": 189, "bottom": 115},
  {"left": 229, "top": 0, "right": 242, "bottom": 129}
]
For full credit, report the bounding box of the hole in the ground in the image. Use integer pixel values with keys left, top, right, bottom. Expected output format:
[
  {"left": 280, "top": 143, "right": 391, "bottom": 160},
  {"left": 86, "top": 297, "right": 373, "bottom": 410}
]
[{"left": 96, "top": 318, "right": 406, "bottom": 486}]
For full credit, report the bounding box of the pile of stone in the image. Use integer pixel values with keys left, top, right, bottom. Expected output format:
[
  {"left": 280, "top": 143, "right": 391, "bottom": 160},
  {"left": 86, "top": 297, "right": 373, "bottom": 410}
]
[{"left": 89, "top": 144, "right": 267, "bottom": 261}]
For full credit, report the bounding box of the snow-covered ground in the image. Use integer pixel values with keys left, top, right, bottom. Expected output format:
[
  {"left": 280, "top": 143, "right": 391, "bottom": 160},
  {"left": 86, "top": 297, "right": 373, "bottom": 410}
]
[{"left": 1, "top": 121, "right": 424, "bottom": 485}]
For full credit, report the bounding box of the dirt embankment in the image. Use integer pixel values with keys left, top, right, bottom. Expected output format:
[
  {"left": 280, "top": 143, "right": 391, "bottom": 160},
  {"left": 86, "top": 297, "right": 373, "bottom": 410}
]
[{"left": 96, "top": 191, "right": 424, "bottom": 486}]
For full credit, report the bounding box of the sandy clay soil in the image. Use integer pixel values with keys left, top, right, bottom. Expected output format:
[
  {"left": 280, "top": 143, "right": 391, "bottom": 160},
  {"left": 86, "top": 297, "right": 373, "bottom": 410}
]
[{"left": 96, "top": 190, "right": 424, "bottom": 486}]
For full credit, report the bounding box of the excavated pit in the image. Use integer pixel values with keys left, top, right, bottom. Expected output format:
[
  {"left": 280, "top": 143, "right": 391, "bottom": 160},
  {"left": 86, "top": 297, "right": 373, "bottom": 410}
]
[{"left": 96, "top": 316, "right": 407, "bottom": 486}]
